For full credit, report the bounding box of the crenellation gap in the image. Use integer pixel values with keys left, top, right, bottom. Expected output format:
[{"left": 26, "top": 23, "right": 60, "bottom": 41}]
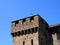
[
  {"left": 15, "top": 21, "right": 19, "bottom": 26},
  {"left": 22, "top": 18, "right": 26, "bottom": 24},
  {"left": 30, "top": 16, "right": 34, "bottom": 22}
]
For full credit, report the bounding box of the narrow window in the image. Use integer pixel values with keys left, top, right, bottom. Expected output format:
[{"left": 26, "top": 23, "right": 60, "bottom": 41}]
[
  {"left": 31, "top": 39, "right": 33, "bottom": 45},
  {"left": 23, "top": 41, "right": 25, "bottom": 45}
]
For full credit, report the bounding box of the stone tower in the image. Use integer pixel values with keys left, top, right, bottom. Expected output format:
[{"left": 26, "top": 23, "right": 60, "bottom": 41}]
[{"left": 11, "top": 15, "right": 53, "bottom": 45}]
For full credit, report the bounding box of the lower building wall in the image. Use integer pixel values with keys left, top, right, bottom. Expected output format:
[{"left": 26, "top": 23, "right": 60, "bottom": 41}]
[
  {"left": 52, "top": 33, "right": 60, "bottom": 45},
  {"left": 12, "top": 32, "right": 39, "bottom": 45}
]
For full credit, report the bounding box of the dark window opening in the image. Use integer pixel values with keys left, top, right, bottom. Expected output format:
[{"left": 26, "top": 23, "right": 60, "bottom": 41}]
[
  {"left": 39, "top": 28, "right": 40, "bottom": 30},
  {"left": 23, "top": 41, "right": 25, "bottom": 45},
  {"left": 31, "top": 39, "right": 33, "bottom": 45}
]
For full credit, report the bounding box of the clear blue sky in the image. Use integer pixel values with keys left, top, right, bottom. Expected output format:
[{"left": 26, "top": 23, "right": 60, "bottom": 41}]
[{"left": 0, "top": 0, "right": 60, "bottom": 45}]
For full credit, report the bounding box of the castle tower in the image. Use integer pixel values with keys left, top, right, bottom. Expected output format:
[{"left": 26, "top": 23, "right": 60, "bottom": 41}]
[{"left": 11, "top": 15, "right": 53, "bottom": 45}]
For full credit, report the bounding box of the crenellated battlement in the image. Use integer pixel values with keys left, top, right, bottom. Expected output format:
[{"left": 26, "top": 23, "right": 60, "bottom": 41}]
[{"left": 11, "top": 15, "right": 40, "bottom": 33}]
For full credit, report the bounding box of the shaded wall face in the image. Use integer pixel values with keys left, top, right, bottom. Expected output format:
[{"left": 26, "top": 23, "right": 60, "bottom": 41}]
[
  {"left": 12, "top": 32, "right": 39, "bottom": 45},
  {"left": 38, "top": 30, "right": 47, "bottom": 45},
  {"left": 38, "top": 17, "right": 53, "bottom": 45},
  {"left": 38, "top": 29, "right": 53, "bottom": 45},
  {"left": 52, "top": 33, "right": 60, "bottom": 45}
]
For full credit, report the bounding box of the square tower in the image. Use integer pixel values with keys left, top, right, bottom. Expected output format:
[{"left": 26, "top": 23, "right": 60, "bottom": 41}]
[{"left": 11, "top": 15, "right": 52, "bottom": 45}]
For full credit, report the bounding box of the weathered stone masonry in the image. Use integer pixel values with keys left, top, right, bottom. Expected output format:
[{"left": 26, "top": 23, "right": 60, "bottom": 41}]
[{"left": 11, "top": 14, "right": 60, "bottom": 45}]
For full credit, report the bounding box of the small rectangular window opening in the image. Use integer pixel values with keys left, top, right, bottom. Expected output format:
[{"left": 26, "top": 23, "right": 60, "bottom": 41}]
[
  {"left": 31, "top": 39, "right": 33, "bottom": 45},
  {"left": 23, "top": 41, "right": 25, "bottom": 45}
]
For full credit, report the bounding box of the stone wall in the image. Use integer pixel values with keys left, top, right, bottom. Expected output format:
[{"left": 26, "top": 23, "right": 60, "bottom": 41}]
[
  {"left": 49, "top": 24, "right": 60, "bottom": 45},
  {"left": 12, "top": 32, "right": 39, "bottom": 45},
  {"left": 52, "top": 33, "right": 60, "bottom": 45},
  {"left": 11, "top": 15, "right": 39, "bottom": 33},
  {"left": 11, "top": 15, "right": 54, "bottom": 45}
]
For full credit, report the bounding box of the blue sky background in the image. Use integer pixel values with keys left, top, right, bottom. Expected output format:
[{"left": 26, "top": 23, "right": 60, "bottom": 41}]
[{"left": 0, "top": 0, "right": 60, "bottom": 45}]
